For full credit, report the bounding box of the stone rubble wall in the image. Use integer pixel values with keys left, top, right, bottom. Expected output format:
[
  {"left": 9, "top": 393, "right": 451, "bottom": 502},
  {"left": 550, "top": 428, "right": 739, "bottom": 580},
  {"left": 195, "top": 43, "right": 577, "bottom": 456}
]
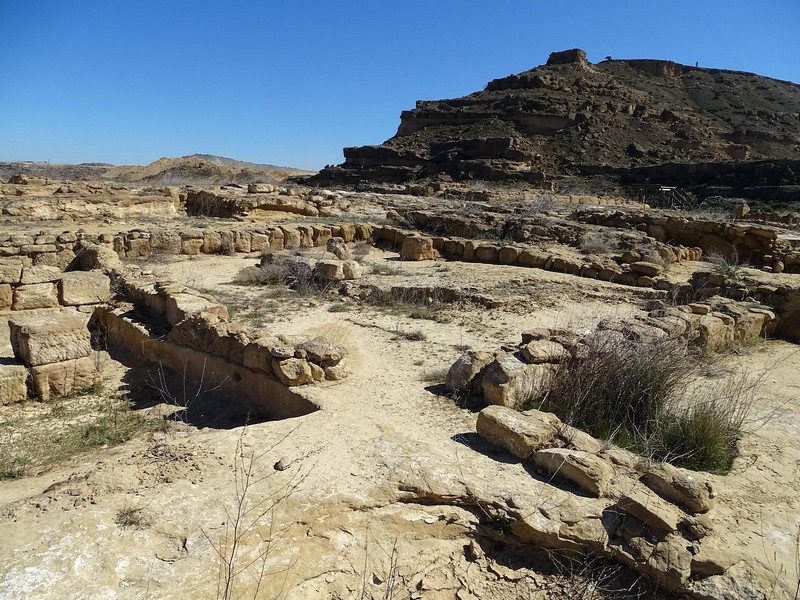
[
  {"left": 373, "top": 225, "right": 701, "bottom": 289},
  {"left": 98, "top": 274, "right": 350, "bottom": 419},
  {"left": 575, "top": 209, "right": 800, "bottom": 273},
  {"left": 447, "top": 297, "right": 777, "bottom": 409}
]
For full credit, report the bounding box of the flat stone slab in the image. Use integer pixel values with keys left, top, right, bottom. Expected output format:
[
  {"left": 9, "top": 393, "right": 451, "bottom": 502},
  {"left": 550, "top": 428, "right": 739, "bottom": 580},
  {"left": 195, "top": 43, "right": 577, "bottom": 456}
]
[{"left": 9, "top": 311, "right": 92, "bottom": 366}]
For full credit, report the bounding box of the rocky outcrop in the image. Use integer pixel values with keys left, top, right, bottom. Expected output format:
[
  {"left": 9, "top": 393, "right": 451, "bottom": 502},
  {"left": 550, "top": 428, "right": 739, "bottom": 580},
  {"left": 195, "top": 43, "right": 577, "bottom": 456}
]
[
  {"left": 469, "top": 405, "right": 761, "bottom": 597},
  {"left": 309, "top": 49, "right": 800, "bottom": 193}
]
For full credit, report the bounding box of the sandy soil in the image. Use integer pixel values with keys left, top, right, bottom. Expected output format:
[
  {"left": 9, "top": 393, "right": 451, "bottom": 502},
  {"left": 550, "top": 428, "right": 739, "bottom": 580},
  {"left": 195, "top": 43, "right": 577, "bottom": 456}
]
[{"left": 1, "top": 246, "right": 799, "bottom": 599}]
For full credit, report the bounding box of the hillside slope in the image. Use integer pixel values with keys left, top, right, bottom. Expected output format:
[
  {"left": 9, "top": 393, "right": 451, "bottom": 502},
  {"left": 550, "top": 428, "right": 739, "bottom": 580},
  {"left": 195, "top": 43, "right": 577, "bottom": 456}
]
[{"left": 312, "top": 49, "right": 800, "bottom": 195}]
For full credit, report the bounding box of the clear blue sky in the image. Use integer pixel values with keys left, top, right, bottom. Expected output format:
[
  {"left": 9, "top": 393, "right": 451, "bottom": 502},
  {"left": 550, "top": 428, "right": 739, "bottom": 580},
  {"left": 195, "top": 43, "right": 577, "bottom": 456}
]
[{"left": 1, "top": 0, "right": 798, "bottom": 170}]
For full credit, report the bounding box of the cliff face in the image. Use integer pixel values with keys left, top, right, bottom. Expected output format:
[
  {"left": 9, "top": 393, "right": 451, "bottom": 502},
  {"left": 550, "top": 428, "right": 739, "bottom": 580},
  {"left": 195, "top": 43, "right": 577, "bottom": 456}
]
[{"left": 312, "top": 49, "right": 800, "bottom": 192}]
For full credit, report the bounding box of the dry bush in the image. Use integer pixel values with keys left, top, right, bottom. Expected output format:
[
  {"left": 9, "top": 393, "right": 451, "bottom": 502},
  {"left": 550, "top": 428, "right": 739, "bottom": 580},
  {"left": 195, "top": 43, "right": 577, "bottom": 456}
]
[
  {"left": 538, "top": 333, "right": 761, "bottom": 473},
  {"left": 580, "top": 231, "right": 618, "bottom": 255},
  {"left": 706, "top": 250, "right": 747, "bottom": 281}
]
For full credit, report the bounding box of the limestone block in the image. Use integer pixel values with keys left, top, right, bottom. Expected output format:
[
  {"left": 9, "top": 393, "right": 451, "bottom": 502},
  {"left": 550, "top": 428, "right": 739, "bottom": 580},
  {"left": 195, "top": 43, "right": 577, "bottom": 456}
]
[
  {"left": 617, "top": 488, "right": 684, "bottom": 533},
  {"left": 0, "top": 362, "right": 28, "bottom": 405},
  {"left": 0, "top": 260, "right": 23, "bottom": 284},
  {"left": 234, "top": 231, "right": 251, "bottom": 253},
  {"left": 59, "top": 271, "right": 111, "bottom": 306},
  {"left": 518, "top": 249, "right": 548, "bottom": 268},
  {"left": 250, "top": 232, "right": 270, "bottom": 253},
  {"left": 181, "top": 237, "right": 204, "bottom": 255},
  {"left": 126, "top": 237, "right": 151, "bottom": 257},
  {"left": 165, "top": 292, "right": 229, "bottom": 326},
  {"left": 401, "top": 236, "right": 435, "bottom": 261},
  {"left": 323, "top": 359, "right": 350, "bottom": 380},
  {"left": 533, "top": 448, "right": 614, "bottom": 497},
  {"left": 476, "top": 405, "right": 560, "bottom": 460},
  {"left": 482, "top": 354, "right": 555, "bottom": 408},
  {"left": 271, "top": 357, "right": 314, "bottom": 386},
  {"left": 0, "top": 284, "right": 11, "bottom": 310},
  {"left": 30, "top": 355, "right": 97, "bottom": 400},
  {"left": 296, "top": 336, "right": 346, "bottom": 366},
  {"left": 149, "top": 230, "right": 182, "bottom": 255},
  {"left": 12, "top": 283, "right": 59, "bottom": 310},
  {"left": 445, "top": 351, "right": 495, "bottom": 393},
  {"left": 74, "top": 241, "right": 123, "bottom": 273},
  {"left": 697, "top": 314, "right": 733, "bottom": 352},
  {"left": 341, "top": 260, "right": 362, "bottom": 280},
  {"left": 243, "top": 336, "right": 280, "bottom": 373},
  {"left": 474, "top": 245, "right": 500, "bottom": 263},
  {"left": 498, "top": 246, "right": 520, "bottom": 265},
  {"left": 201, "top": 231, "right": 222, "bottom": 254},
  {"left": 326, "top": 237, "right": 352, "bottom": 260},
  {"left": 9, "top": 311, "right": 92, "bottom": 366},
  {"left": 248, "top": 183, "right": 274, "bottom": 194},
  {"left": 520, "top": 340, "right": 569, "bottom": 364},
  {"left": 314, "top": 260, "right": 344, "bottom": 281},
  {"left": 641, "top": 462, "right": 715, "bottom": 514},
  {"left": 629, "top": 261, "right": 663, "bottom": 277}
]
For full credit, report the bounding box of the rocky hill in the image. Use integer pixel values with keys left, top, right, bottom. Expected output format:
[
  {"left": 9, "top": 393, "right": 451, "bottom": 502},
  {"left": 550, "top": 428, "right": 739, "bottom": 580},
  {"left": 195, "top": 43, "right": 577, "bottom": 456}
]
[
  {"left": 311, "top": 49, "right": 800, "bottom": 198},
  {"left": 101, "top": 154, "right": 311, "bottom": 185},
  {"left": 2, "top": 155, "right": 311, "bottom": 187}
]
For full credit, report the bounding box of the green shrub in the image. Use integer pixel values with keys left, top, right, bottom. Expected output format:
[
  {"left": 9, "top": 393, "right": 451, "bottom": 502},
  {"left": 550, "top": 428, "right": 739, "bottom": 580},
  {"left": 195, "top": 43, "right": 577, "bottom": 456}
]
[{"left": 539, "top": 333, "right": 755, "bottom": 473}]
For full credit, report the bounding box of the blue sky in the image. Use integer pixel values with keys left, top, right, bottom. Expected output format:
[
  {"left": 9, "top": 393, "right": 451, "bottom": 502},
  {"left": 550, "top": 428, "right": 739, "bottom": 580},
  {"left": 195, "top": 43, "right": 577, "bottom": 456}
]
[{"left": 1, "top": 0, "right": 798, "bottom": 170}]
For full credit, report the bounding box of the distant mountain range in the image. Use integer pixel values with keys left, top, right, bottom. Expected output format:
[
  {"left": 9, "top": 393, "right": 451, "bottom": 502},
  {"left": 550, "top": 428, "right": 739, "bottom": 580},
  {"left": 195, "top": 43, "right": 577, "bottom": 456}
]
[{"left": 1, "top": 154, "right": 311, "bottom": 185}]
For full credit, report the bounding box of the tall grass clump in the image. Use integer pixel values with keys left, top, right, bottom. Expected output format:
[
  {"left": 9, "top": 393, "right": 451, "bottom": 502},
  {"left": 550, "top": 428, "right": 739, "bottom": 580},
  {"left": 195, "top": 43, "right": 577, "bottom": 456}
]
[{"left": 539, "top": 333, "right": 757, "bottom": 473}]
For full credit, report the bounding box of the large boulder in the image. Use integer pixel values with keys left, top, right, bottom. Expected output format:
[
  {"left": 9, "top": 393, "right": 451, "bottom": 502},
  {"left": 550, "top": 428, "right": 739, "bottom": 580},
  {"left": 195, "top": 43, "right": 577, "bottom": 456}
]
[{"left": 476, "top": 405, "right": 560, "bottom": 460}]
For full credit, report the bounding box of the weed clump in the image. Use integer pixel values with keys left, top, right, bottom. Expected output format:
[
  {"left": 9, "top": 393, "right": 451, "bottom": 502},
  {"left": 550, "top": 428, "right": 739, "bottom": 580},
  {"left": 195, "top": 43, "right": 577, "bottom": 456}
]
[{"left": 538, "top": 333, "right": 755, "bottom": 473}]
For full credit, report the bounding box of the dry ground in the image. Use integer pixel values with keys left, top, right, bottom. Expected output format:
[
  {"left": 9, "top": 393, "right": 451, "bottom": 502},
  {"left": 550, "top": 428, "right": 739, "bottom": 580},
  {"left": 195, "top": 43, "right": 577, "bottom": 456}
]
[{"left": 2, "top": 244, "right": 800, "bottom": 599}]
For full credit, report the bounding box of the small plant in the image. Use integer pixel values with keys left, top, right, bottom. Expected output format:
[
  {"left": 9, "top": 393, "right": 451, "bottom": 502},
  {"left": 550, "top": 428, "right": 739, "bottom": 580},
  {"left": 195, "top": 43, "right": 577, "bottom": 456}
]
[
  {"left": 394, "top": 329, "right": 427, "bottom": 341},
  {"left": 115, "top": 506, "right": 149, "bottom": 529},
  {"left": 707, "top": 250, "right": 747, "bottom": 281},
  {"left": 327, "top": 302, "right": 350, "bottom": 313},
  {"left": 537, "top": 333, "right": 759, "bottom": 473},
  {"left": 579, "top": 231, "right": 617, "bottom": 255},
  {"left": 370, "top": 262, "right": 402, "bottom": 276}
]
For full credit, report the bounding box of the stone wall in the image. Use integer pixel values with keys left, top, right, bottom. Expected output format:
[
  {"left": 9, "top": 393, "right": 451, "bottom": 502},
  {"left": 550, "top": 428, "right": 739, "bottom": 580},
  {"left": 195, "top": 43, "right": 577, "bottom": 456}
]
[
  {"left": 446, "top": 297, "right": 777, "bottom": 408},
  {"left": 576, "top": 209, "right": 800, "bottom": 273},
  {"left": 0, "top": 260, "right": 110, "bottom": 404},
  {"left": 98, "top": 275, "right": 350, "bottom": 420}
]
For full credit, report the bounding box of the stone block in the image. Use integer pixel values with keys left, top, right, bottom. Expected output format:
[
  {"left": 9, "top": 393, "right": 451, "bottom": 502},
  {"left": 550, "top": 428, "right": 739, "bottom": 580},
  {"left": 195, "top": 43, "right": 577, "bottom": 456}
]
[
  {"left": 446, "top": 351, "right": 495, "bottom": 394},
  {"left": 9, "top": 311, "right": 92, "bottom": 366},
  {"left": 30, "top": 355, "right": 97, "bottom": 400},
  {"left": 165, "top": 292, "right": 229, "bottom": 326},
  {"left": 12, "top": 283, "right": 59, "bottom": 310},
  {"left": 401, "top": 236, "right": 435, "bottom": 261},
  {"left": 0, "top": 260, "right": 23, "bottom": 284},
  {"left": 0, "top": 284, "right": 11, "bottom": 310},
  {"left": 59, "top": 271, "right": 111, "bottom": 306},
  {"left": 476, "top": 405, "right": 560, "bottom": 460},
  {"left": 533, "top": 448, "right": 614, "bottom": 497},
  {"left": 0, "top": 361, "right": 28, "bottom": 405}
]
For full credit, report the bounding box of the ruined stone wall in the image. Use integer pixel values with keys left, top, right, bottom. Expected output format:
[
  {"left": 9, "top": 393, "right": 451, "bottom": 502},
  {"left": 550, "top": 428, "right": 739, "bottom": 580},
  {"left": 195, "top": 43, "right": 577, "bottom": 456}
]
[
  {"left": 0, "top": 261, "right": 111, "bottom": 404},
  {"left": 576, "top": 210, "right": 800, "bottom": 273},
  {"left": 98, "top": 275, "right": 350, "bottom": 419}
]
